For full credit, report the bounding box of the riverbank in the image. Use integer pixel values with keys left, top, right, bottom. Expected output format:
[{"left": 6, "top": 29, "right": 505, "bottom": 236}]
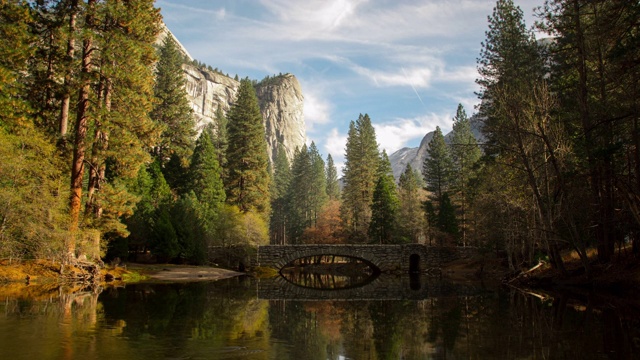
[
  {"left": 0, "top": 259, "right": 244, "bottom": 287},
  {"left": 509, "top": 250, "right": 640, "bottom": 298}
]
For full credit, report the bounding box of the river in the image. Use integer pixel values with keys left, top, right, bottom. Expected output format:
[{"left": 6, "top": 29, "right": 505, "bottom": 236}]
[{"left": 0, "top": 275, "right": 638, "bottom": 359}]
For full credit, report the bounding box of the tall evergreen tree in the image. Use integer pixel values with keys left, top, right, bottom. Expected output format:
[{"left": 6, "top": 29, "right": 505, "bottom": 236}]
[
  {"left": 171, "top": 128, "right": 225, "bottom": 262},
  {"left": 423, "top": 126, "right": 456, "bottom": 244},
  {"left": 189, "top": 127, "right": 225, "bottom": 207},
  {"left": 286, "top": 145, "right": 312, "bottom": 243},
  {"left": 540, "top": 0, "right": 640, "bottom": 262},
  {"left": 212, "top": 106, "right": 228, "bottom": 170},
  {"left": 225, "top": 78, "right": 271, "bottom": 216},
  {"left": 151, "top": 33, "right": 196, "bottom": 166},
  {"left": 437, "top": 193, "right": 459, "bottom": 241},
  {"left": 397, "top": 164, "right": 425, "bottom": 243},
  {"left": 449, "top": 104, "right": 481, "bottom": 245},
  {"left": 270, "top": 143, "right": 291, "bottom": 244},
  {"left": 67, "top": 0, "right": 162, "bottom": 260},
  {"left": 308, "top": 142, "right": 328, "bottom": 228},
  {"left": 423, "top": 126, "right": 453, "bottom": 201},
  {"left": 477, "top": 0, "right": 574, "bottom": 273},
  {"left": 369, "top": 151, "right": 399, "bottom": 244},
  {"left": 325, "top": 154, "right": 340, "bottom": 200},
  {"left": 341, "top": 114, "right": 380, "bottom": 242}
]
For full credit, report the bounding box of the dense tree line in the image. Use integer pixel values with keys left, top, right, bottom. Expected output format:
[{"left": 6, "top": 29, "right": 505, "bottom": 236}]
[{"left": 0, "top": 0, "right": 270, "bottom": 266}]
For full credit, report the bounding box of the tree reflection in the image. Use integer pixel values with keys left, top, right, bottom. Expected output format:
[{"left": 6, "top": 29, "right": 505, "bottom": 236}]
[
  {"left": 280, "top": 255, "right": 378, "bottom": 290},
  {"left": 0, "top": 279, "right": 639, "bottom": 359}
]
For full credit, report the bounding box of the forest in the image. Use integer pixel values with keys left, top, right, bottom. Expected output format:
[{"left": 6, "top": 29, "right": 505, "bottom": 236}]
[{"left": 0, "top": 0, "right": 638, "bottom": 279}]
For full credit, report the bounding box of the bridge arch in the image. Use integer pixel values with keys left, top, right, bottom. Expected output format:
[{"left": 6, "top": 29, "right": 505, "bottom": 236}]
[{"left": 263, "top": 245, "right": 385, "bottom": 272}]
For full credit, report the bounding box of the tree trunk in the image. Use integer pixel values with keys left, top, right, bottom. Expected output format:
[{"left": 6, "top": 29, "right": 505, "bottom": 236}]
[
  {"left": 59, "top": 0, "right": 78, "bottom": 137},
  {"left": 68, "top": 0, "right": 96, "bottom": 261},
  {"left": 86, "top": 75, "right": 111, "bottom": 218}
]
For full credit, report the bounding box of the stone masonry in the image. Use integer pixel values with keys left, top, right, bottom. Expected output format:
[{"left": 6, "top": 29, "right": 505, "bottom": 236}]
[{"left": 254, "top": 244, "right": 478, "bottom": 273}]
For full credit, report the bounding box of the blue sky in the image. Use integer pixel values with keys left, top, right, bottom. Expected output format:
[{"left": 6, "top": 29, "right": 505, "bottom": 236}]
[{"left": 157, "top": 0, "right": 543, "bottom": 170}]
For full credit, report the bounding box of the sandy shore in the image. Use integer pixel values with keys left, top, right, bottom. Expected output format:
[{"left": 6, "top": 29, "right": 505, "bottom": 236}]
[{"left": 128, "top": 264, "right": 245, "bottom": 282}]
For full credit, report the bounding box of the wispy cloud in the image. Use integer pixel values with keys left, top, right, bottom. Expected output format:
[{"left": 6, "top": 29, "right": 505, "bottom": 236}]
[{"left": 353, "top": 65, "right": 433, "bottom": 88}]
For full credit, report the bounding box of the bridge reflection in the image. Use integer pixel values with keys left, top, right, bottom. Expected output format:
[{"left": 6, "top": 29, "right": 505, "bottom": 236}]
[
  {"left": 280, "top": 269, "right": 379, "bottom": 290},
  {"left": 257, "top": 275, "right": 484, "bottom": 301}
]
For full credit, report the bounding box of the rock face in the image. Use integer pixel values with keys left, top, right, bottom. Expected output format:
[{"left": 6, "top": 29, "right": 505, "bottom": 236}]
[
  {"left": 182, "top": 64, "right": 239, "bottom": 133},
  {"left": 158, "top": 25, "right": 306, "bottom": 165},
  {"left": 181, "top": 69, "right": 306, "bottom": 165},
  {"left": 388, "top": 115, "right": 484, "bottom": 180},
  {"left": 255, "top": 74, "right": 307, "bottom": 163}
]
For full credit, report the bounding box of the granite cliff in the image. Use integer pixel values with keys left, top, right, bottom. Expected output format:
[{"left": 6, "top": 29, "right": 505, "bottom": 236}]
[
  {"left": 255, "top": 74, "right": 306, "bottom": 163},
  {"left": 181, "top": 69, "right": 306, "bottom": 165},
  {"left": 182, "top": 64, "right": 239, "bottom": 132},
  {"left": 158, "top": 26, "right": 306, "bottom": 164}
]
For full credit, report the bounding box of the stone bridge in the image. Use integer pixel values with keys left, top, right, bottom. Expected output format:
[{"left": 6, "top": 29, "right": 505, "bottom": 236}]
[{"left": 255, "top": 244, "right": 477, "bottom": 273}]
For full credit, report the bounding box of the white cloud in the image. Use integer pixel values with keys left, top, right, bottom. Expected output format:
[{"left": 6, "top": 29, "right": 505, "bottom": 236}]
[
  {"left": 374, "top": 113, "right": 453, "bottom": 154},
  {"left": 435, "top": 66, "right": 479, "bottom": 84},
  {"left": 303, "top": 90, "right": 332, "bottom": 132},
  {"left": 324, "top": 128, "right": 347, "bottom": 159},
  {"left": 258, "top": 0, "right": 368, "bottom": 40}
]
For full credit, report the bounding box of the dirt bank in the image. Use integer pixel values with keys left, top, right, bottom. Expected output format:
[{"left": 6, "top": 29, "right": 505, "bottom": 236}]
[{"left": 0, "top": 259, "right": 244, "bottom": 286}]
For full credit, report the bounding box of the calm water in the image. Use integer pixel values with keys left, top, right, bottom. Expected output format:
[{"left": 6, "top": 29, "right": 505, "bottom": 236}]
[{"left": 0, "top": 276, "right": 638, "bottom": 359}]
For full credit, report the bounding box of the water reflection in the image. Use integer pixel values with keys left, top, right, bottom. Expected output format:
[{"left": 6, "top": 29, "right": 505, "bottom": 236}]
[
  {"left": 0, "top": 278, "right": 638, "bottom": 359},
  {"left": 280, "top": 268, "right": 378, "bottom": 290},
  {"left": 280, "top": 256, "right": 380, "bottom": 290}
]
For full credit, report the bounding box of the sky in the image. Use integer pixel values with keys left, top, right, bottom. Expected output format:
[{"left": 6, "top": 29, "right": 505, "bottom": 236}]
[{"left": 157, "top": 0, "right": 544, "bottom": 171}]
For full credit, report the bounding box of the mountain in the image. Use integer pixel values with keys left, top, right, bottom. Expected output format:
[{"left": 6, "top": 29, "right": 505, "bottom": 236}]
[
  {"left": 255, "top": 74, "right": 306, "bottom": 164},
  {"left": 159, "top": 26, "right": 306, "bottom": 165},
  {"left": 182, "top": 64, "right": 239, "bottom": 132},
  {"left": 388, "top": 115, "right": 485, "bottom": 179}
]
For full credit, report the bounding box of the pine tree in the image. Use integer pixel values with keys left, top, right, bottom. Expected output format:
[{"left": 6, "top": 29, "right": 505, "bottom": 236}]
[
  {"left": 540, "top": 0, "right": 640, "bottom": 263},
  {"left": 212, "top": 106, "right": 228, "bottom": 170},
  {"left": 82, "top": 1, "right": 163, "bottom": 257},
  {"left": 437, "top": 193, "right": 459, "bottom": 242},
  {"left": 80, "top": 0, "right": 162, "bottom": 254},
  {"left": 189, "top": 127, "right": 225, "bottom": 207},
  {"left": 477, "top": 0, "right": 569, "bottom": 272},
  {"left": 341, "top": 114, "right": 380, "bottom": 242},
  {"left": 423, "top": 126, "right": 453, "bottom": 201},
  {"left": 368, "top": 151, "right": 399, "bottom": 244},
  {"left": 397, "top": 164, "right": 425, "bottom": 243},
  {"left": 325, "top": 154, "right": 340, "bottom": 200},
  {"left": 270, "top": 143, "right": 290, "bottom": 244},
  {"left": 286, "top": 145, "right": 312, "bottom": 243},
  {"left": 151, "top": 33, "right": 196, "bottom": 165},
  {"left": 225, "top": 78, "right": 271, "bottom": 216},
  {"left": 449, "top": 104, "right": 481, "bottom": 245},
  {"left": 119, "top": 160, "right": 171, "bottom": 259},
  {"left": 308, "top": 142, "right": 328, "bottom": 228}
]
